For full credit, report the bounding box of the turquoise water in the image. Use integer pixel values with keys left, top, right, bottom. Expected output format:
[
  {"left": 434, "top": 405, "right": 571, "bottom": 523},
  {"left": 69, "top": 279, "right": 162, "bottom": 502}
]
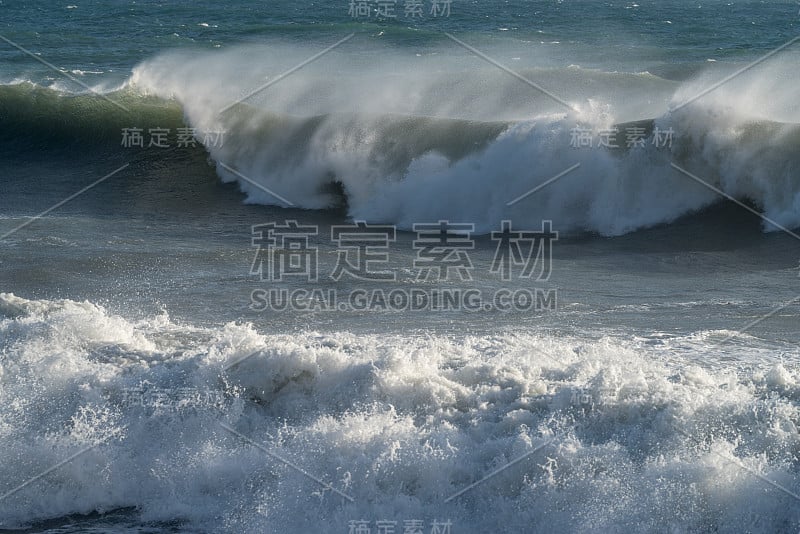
[{"left": 2, "top": 0, "right": 799, "bottom": 84}]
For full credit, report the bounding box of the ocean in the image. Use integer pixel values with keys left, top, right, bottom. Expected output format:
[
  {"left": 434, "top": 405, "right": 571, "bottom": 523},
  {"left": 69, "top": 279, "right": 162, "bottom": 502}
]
[{"left": 1, "top": 1, "right": 800, "bottom": 532}]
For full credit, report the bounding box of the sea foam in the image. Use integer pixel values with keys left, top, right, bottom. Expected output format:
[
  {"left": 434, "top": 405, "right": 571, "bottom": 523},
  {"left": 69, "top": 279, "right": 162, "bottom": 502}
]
[{"left": 1, "top": 293, "right": 799, "bottom": 532}]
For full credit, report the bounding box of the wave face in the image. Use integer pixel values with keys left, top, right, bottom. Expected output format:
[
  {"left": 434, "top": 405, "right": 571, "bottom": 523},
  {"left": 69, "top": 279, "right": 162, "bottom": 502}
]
[
  {"left": 0, "top": 84, "right": 183, "bottom": 147},
  {"left": 3, "top": 44, "right": 800, "bottom": 236},
  {"left": 131, "top": 44, "right": 800, "bottom": 236},
  {"left": 1, "top": 292, "right": 799, "bottom": 532}
]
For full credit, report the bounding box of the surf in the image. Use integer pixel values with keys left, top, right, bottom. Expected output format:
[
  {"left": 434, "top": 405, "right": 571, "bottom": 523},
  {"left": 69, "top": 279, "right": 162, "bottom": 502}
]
[{"left": 3, "top": 44, "right": 799, "bottom": 237}]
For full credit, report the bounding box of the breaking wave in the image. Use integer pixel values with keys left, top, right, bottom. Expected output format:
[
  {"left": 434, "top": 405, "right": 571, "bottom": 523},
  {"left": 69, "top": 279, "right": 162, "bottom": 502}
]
[
  {"left": 3, "top": 43, "right": 799, "bottom": 236},
  {"left": 1, "top": 292, "right": 799, "bottom": 531}
]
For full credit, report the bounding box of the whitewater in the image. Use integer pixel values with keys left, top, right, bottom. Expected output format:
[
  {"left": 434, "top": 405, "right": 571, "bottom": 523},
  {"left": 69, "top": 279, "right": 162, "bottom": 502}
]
[{"left": 2, "top": 292, "right": 799, "bottom": 532}]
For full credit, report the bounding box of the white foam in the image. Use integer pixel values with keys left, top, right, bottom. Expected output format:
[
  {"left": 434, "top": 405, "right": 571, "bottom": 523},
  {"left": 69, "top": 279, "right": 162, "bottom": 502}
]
[{"left": 1, "top": 293, "right": 799, "bottom": 531}]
